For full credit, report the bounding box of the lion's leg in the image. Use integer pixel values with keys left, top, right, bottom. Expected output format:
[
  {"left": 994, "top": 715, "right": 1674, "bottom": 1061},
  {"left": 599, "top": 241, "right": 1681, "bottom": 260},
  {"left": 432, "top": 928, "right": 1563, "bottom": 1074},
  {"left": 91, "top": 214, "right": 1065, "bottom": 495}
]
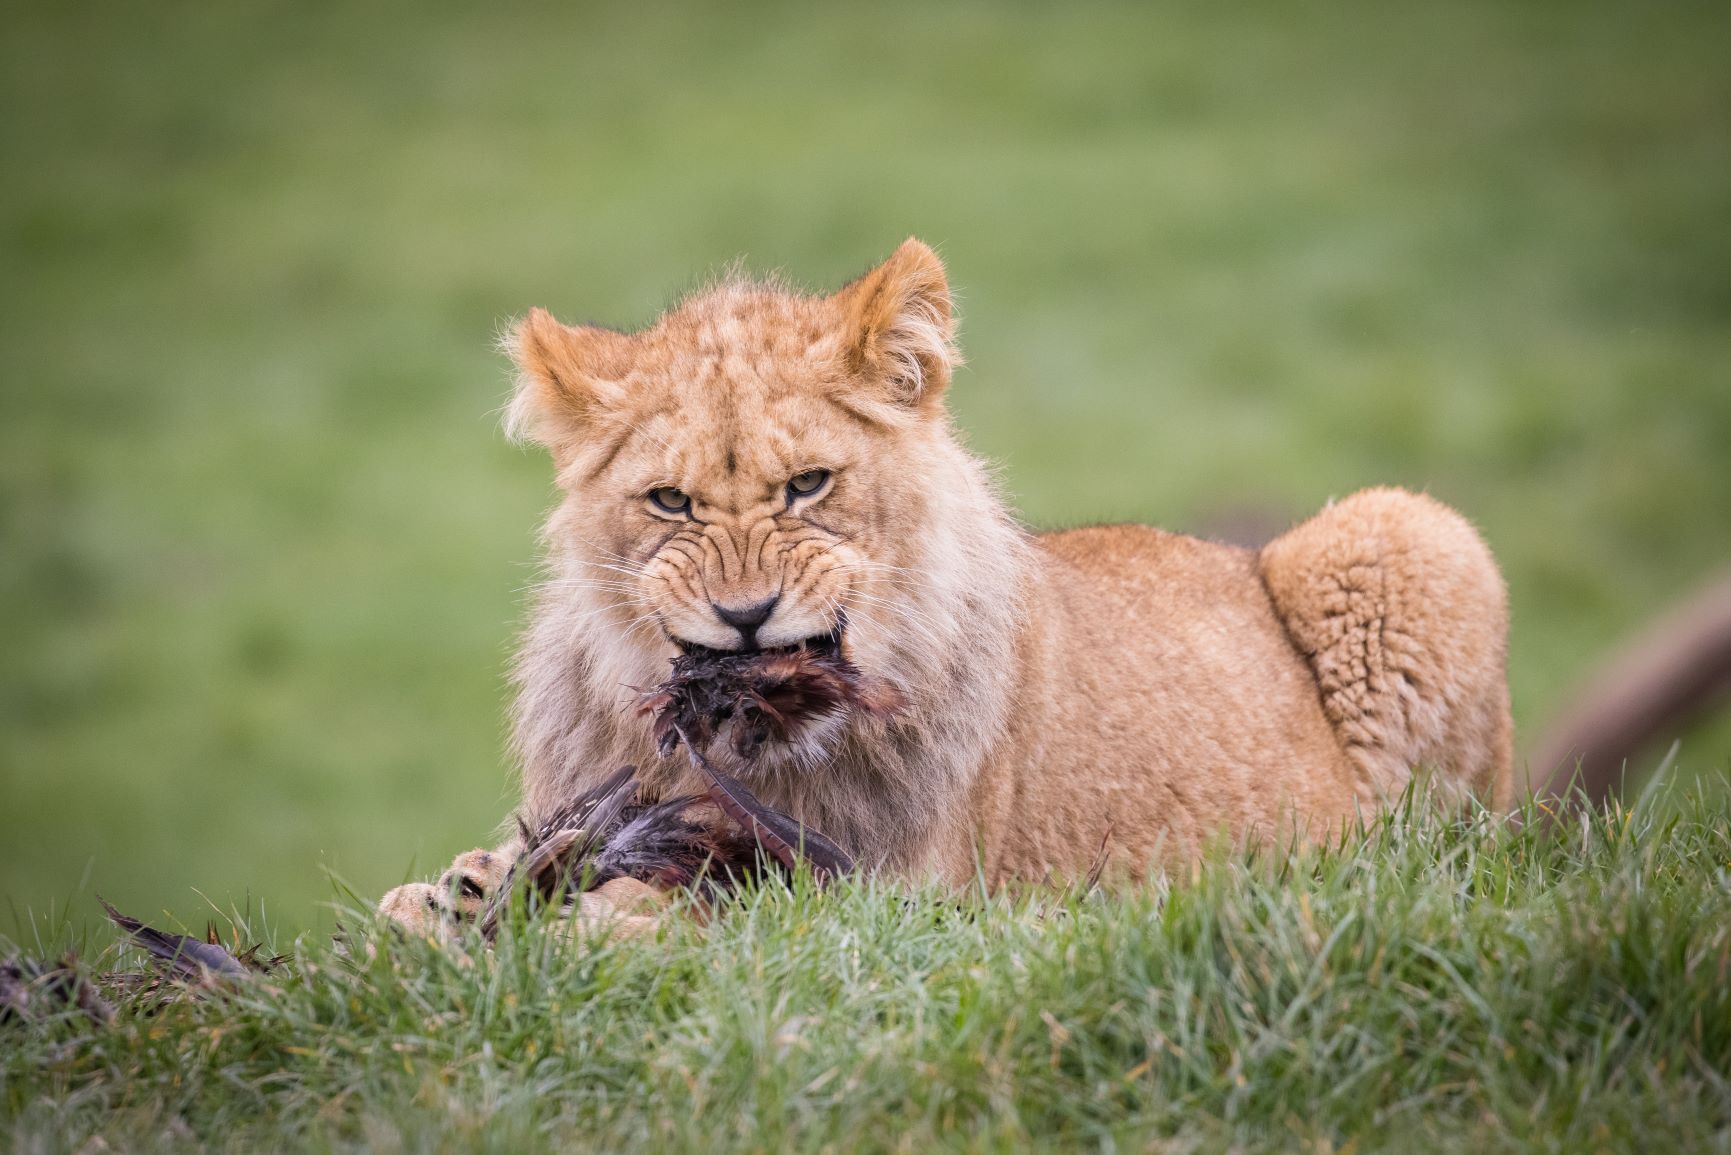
[
  {"left": 553, "top": 878, "right": 670, "bottom": 943},
  {"left": 1257, "top": 487, "right": 1515, "bottom": 809}
]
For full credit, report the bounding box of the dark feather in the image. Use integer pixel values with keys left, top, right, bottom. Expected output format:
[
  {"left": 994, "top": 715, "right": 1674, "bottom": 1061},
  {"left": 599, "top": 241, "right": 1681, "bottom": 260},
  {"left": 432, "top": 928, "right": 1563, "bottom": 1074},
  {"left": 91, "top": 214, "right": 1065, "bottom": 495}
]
[
  {"left": 477, "top": 639, "right": 890, "bottom": 930},
  {"left": 527, "top": 763, "right": 641, "bottom": 850},
  {"left": 584, "top": 797, "right": 764, "bottom": 897},
  {"left": 639, "top": 642, "right": 904, "bottom": 762},
  {"left": 100, "top": 898, "right": 248, "bottom": 980},
  {"left": 2, "top": 954, "right": 114, "bottom": 1025},
  {"left": 678, "top": 731, "right": 855, "bottom": 880},
  {"left": 629, "top": 639, "right": 887, "bottom": 882},
  {"left": 566, "top": 762, "right": 646, "bottom": 866},
  {"left": 481, "top": 764, "right": 672, "bottom": 937},
  {"left": 484, "top": 764, "right": 851, "bottom": 934}
]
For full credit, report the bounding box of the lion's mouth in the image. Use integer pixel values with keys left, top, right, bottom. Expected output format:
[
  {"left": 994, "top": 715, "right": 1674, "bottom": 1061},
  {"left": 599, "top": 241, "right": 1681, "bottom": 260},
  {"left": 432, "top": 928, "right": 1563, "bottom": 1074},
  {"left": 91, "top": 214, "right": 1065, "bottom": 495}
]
[
  {"left": 644, "top": 611, "right": 902, "bottom": 766},
  {"left": 673, "top": 613, "right": 847, "bottom": 662}
]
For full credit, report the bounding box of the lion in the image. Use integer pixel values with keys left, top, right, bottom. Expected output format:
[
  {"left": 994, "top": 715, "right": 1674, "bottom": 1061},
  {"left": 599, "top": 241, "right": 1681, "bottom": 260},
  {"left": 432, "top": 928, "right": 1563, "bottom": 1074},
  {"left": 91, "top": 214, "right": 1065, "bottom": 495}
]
[{"left": 379, "top": 238, "right": 1513, "bottom": 937}]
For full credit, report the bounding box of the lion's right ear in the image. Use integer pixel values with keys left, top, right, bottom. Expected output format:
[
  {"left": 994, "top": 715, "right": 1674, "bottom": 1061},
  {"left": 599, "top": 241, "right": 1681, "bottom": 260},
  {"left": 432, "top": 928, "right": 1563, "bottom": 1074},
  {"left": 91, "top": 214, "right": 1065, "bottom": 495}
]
[
  {"left": 503, "top": 307, "right": 631, "bottom": 456},
  {"left": 832, "top": 238, "right": 959, "bottom": 409}
]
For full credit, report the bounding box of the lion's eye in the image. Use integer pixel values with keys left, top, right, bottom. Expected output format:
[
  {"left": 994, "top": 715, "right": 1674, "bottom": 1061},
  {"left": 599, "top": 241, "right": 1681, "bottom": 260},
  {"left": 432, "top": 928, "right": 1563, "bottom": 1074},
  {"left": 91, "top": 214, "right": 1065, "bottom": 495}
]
[
  {"left": 648, "top": 487, "right": 691, "bottom": 515},
  {"left": 787, "top": 469, "right": 831, "bottom": 500}
]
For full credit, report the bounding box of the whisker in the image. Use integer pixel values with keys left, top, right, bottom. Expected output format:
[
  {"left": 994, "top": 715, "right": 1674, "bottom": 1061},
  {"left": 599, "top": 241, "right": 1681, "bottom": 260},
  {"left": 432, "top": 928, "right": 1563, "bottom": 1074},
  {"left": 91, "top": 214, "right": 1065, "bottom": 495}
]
[
  {"left": 840, "top": 596, "right": 947, "bottom": 652},
  {"left": 536, "top": 578, "right": 645, "bottom": 594}
]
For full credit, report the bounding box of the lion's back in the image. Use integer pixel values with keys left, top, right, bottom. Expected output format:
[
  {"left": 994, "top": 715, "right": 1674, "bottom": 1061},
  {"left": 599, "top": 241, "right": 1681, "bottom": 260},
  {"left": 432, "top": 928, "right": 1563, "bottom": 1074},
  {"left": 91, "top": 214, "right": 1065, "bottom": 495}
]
[
  {"left": 1033, "top": 492, "right": 1513, "bottom": 811},
  {"left": 967, "top": 523, "right": 1359, "bottom": 879},
  {"left": 971, "top": 494, "right": 1512, "bottom": 883}
]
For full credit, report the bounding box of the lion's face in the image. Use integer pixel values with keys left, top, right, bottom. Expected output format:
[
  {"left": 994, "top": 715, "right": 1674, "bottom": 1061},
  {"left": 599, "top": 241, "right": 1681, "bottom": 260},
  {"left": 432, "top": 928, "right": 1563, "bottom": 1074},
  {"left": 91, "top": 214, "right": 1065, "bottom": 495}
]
[
  {"left": 507, "top": 240, "right": 964, "bottom": 744},
  {"left": 558, "top": 370, "right": 903, "bottom": 658}
]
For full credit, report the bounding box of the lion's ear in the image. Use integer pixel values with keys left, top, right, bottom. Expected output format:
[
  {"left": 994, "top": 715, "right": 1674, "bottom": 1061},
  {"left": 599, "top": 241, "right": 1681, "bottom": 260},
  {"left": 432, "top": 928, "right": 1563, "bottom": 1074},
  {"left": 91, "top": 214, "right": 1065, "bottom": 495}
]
[
  {"left": 504, "top": 307, "right": 631, "bottom": 455},
  {"left": 833, "top": 238, "right": 960, "bottom": 407}
]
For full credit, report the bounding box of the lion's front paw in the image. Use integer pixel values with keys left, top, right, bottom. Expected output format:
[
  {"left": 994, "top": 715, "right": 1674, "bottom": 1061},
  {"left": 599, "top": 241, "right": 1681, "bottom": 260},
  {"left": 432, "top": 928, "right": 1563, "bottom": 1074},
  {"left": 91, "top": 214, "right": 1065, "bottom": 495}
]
[
  {"left": 555, "top": 878, "right": 670, "bottom": 943},
  {"left": 436, "top": 849, "right": 512, "bottom": 920},
  {"left": 379, "top": 853, "right": 678, "bottom": 944},
  {"left": 378, "top": 847, "right": 514, "bottom": 939},
  {"left": 377, "top": 882, "right": 455, "bottom": 938}
]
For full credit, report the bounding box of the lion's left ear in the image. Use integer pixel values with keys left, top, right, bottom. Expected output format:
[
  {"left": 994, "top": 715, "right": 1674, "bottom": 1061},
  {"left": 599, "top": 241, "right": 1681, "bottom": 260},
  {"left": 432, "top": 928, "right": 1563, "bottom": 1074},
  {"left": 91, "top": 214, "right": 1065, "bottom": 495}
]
[
  {"left": 832, "top": 238, "right": 960, "bottom": 407},
  {"left": 504, "top": 307, "right": 632, "bottom": 462}
]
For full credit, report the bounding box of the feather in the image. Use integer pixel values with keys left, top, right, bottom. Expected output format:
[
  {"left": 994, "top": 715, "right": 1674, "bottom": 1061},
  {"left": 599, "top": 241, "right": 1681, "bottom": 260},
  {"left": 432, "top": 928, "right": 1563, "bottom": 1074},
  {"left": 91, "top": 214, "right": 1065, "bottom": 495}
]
[
  {"left": 478, "top": 635, "right": 891, "bottom": 933},
  {"left": 677, "top": 727, "right": 855, "bottom": 881},
  {"left": 584, "top": 797, "right": 763, "bottom": 897},
  {"left": 100, "top": 898, "right": 249, "bottom": 980},
  {"left": 627, "top": 636, "right": 888, "bottom": 883},
  {"left": 526, "top": 763, "right": 641, "bottom": 852},
  {"left": 639, "top": 640, "right": 904, "bottom": 762},
  {"left": 0, "top": 954, "right": 114, "bottom": 1025},
  {"left": 565, "top": 762, "right": 644, "bottom": 866},
  {"left": 479, "top": 764, "right": 641, "bottom": 937}
]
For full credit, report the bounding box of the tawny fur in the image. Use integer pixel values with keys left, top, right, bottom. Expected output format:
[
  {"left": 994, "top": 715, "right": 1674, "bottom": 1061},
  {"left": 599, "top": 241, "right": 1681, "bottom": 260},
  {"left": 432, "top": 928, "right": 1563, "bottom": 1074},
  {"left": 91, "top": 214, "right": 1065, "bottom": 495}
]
[{"left": 382, "top": 239, "right": 1513, "bottom": 935}]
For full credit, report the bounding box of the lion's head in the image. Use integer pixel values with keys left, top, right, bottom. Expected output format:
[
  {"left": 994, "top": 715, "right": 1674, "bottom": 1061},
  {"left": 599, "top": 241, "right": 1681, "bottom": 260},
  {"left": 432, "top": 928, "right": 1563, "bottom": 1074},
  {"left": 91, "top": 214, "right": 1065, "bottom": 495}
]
[{"left": 507, "top": 241, "right": 1028, "bottom": 855}]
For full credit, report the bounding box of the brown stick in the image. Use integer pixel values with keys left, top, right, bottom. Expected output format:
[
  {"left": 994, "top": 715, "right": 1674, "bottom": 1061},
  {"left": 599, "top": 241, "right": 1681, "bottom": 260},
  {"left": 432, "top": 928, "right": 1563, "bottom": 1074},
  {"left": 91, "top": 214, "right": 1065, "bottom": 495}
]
[{"left": 1534, "top": 569, "right": 1731, "bottom": 804}]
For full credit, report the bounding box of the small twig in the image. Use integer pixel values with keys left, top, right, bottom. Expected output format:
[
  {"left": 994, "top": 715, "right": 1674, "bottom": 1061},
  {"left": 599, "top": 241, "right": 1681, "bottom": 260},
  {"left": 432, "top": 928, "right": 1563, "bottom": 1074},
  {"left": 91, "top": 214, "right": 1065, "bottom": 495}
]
[
  {"left": 1083, "top": 823, "right": 1115, "bottom": 894},
  {"left": 1536, "top": 569, "right": 1731, "bottom": 806}
]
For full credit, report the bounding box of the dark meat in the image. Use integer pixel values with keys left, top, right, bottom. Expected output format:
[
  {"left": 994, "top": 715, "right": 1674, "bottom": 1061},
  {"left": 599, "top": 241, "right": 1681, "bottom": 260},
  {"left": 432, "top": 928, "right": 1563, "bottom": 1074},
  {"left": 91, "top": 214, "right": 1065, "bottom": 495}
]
[
  {"left": 480, "top": 766, "right": 770, "bottom": 938},
  {"left": 482, "top": 644, "right": 901, "bottom": 937},
  {"left": 638, "top": 641, "right": 905, "bottom": 763}
]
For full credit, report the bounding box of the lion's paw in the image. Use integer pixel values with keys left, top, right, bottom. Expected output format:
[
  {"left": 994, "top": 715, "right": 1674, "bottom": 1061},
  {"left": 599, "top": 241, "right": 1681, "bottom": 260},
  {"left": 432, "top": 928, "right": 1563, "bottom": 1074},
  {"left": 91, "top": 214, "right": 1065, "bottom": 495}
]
[
  {"left": 379, "top": 853, "right": 676, "bottom": 944},
  {"left": 378, "top": 847, "right": 513, "bottom": 939},
  {"left": 377, "top": 881, "right": 455, "bottom": 938},
  {"left": 553, "top": 878, "right": 670, "bottom": 943},
  {"left": 437, "top": 849, "right": 512, "bottom": 919}
]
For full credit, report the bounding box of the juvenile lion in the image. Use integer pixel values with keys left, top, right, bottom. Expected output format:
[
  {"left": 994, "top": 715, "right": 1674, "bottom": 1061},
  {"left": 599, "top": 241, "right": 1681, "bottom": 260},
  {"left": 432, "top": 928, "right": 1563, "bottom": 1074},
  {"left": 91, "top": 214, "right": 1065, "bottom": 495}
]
[{"left": 381, "top": 239, "right": 1513, "bottom": 936}]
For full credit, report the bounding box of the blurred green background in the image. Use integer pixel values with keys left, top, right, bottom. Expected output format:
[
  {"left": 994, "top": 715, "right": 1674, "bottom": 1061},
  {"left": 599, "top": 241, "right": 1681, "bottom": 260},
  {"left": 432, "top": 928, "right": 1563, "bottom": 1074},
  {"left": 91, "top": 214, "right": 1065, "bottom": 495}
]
[{"left": 3, "top": 0, "right": 1728, "bottom": 934}]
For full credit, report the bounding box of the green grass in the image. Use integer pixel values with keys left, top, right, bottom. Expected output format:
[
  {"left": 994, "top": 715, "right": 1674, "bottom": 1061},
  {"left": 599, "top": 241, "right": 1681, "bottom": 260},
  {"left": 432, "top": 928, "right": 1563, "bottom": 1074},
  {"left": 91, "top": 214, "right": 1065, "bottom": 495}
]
[
  {"left": 4, "top": 1, "right": 1731, "bottom": 931},
  {"left": 5, "top": 787, "right": 1730, "bottom": 1152}
]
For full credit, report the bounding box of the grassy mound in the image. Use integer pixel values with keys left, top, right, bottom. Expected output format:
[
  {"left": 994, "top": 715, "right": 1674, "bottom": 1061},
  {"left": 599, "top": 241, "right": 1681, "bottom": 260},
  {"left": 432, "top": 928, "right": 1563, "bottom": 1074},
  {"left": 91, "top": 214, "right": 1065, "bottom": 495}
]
[{"left": 6, "top": 785, "right": 1729, "bottom": 1152}]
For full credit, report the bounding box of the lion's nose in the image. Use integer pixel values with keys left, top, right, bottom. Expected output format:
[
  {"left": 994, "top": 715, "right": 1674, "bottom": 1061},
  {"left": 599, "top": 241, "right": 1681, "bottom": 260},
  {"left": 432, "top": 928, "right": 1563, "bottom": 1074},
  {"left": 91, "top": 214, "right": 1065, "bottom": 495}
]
[{"left": 713, "top": 595, "right": 779, "bottom": 649}]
